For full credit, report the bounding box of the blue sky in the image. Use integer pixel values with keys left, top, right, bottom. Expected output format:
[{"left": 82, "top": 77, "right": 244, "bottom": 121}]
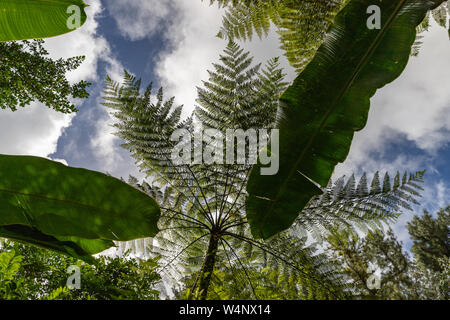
[{"left": 0, "top": 0, "right": 449, "bottom": 248}]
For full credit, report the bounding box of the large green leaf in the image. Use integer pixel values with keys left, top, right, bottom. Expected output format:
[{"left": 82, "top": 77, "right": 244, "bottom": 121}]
[
  {"left": 246, "top": 0, "right": 445, "bottom": 239},
  {"left": 0, "top": 225, "right": 110, "bottom": 263},
  {"left": 0, "top": 0, "right": 87, "bottom": 42},
  {"left": 0, "top": 155, "right": 160, "bottom": 261}
]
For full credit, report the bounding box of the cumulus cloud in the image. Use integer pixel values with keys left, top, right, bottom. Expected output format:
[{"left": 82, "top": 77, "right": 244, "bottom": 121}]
[
  {"left": 90, "top": 95, "right": 127, "bottom": 174},
  {"left": 0, "top": 105, "right": 73, "bottom": 157},
  {"left": 44, "top": 0, "right": 109, "bottom": 83},
  {"left": 107, "top": 0, "right": 175, "bottom": 41},
  {"left": 154, "top": 1, "right": 295, "bottom": 115}
]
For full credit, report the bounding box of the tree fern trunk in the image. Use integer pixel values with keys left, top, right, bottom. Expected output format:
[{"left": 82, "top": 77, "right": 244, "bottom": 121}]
[{"left": 194, "top": 233, "right": 219, "bottom": 300}]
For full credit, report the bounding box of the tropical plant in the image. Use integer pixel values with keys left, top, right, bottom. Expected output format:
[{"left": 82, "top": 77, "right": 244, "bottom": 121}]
[
  {"left": 0, "top": 248, "right": 25, "bottom": 299},
  {"left": 212, "top": 0, "right": 449, "bottom": 71},
  {"left": 214, "top": 0, "right": 348, "bottom": 73},
  {"left": 245, "top": 0, "right": 447, "bottom": 240},
  {"left": 0, "top": 240, "right": 161, "bottom": 300},
  {"left": 0, "top": 1, "right": 163, "bottom": 263},
  {"left": 0, "top": 0, "right": 144, "bottom": 266},
  {"left": 102, "top": 41, "right": 289, "bottom": 299},
  {"left": 0, "top": 0, "right": 443, "bottom": 300},
  {"left": 179, "top": 230, "right": 350, "bottom": 300},
  {"left": 0, "top": 155, "right": 161, "bottom": 262},
  {"left": 0, "top": 0, "right": 88, "bottom": 42},
  {"left": 178, "top": 171, "right": 426, "bottom": 300},
  {"left": 102, "top": 41, "right": 425, "bottom": 300}
]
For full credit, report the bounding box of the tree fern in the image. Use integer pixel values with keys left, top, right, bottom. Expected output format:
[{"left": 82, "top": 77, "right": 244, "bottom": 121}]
[
  {"left": 213, "top": 0, "right": 449, "bottom": 71},
  {"left": 196, "top": 42, "right": 289, "bottom": 131},
  {"left": 214, "top": 0, "right": 348, "bottom": 73},
  {"left": 412, "top": 1, "right": 449, "bottom": 56},
  {"left": 102, "top": 42, "right": 426, "bottom": 300},
  {"left": 297, "top": 171, "right": 425, "bottom": 242}
]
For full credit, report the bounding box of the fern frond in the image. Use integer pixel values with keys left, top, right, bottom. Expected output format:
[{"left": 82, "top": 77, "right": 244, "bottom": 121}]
[{"left": 298, "top": 171, "right": 426, "bottom": 241}]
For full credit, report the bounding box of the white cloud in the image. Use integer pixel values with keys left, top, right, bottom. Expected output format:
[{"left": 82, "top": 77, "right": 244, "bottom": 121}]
[
  {"left": 107, "top": 0, "right": 175, "bottom": 41},
  {"left": 89, "top": 51, "right": 126, "bottom": 173},
  {"left": 156, "top": 1, "right": 296, "bottom": 115},
  {"left": 436, "top": 181, "right": 448, "bottom": 209},
  {"left": 153, "top": 1, "right": 226, "bottom": 114},
  {"left": 0, "top": 105, "right": 73, "bottom": 157},
  {"left": 51, "top": 158, "right": 69, "bottom": 166},
  {"left": 90, "top": 109, "right": 119, "bottom": 170}
]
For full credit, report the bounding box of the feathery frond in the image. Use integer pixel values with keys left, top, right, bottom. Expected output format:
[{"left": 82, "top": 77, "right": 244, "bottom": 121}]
[{"left": 102, "top": 42, "right": 426, "bottom": 300}]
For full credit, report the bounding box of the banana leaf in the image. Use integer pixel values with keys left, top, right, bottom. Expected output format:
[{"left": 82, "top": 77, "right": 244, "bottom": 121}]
[
  {"left": 0, "top": 155, "right": 161, "bottom": 261},
  {"left": 0, "top": 0, "right": 87, "bottom": 42},
  {"left": 246, "top": 0, "right": 446, "bottom": 239},
  {"left": 0, "top": 225, "right": 110, "bottom": 263}
]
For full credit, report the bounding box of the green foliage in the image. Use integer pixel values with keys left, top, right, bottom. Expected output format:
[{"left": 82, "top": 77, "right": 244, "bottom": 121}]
[
  {"left": 104, "top": 43, "right": 347, "bottom": 299},
  {"left": 245, "top": 0, "right": 445, "bottom": 240},
  {"left": 0, "top": 155, "right": 161, "bottom": 262},
  {"left": 327, "top": 206, "right": 450, "bottom": 300},
  {"left": 412, "top": 1, "right": 450, "bottom": 56},
  {"left": 102, "top": 70, "right": 187, "bottom": 182},
  {"left": 190, "top": 230, "right": 350, "bottom": 300},
  {"left": 104, "top": 42, "right": 426, "bottom": 300},
  {"left": 328, "top": 229, "right": 412, "bottom": 299},
  {"left": 437, "top": 256, "right": 450, "bottom": 298},
  {"left": 213, "top": 0, "right": 449, "bottom": 71},
  {"left": 0, "top": 240, "right": 161, "bottom": 300},
  {"left": 196, "top": 42, "right": 288, "bottom": 130},
  {"left": 0, "top": 0, "right": 444, "bottom": 301},
  {"left": 407, "top": 206, "right": 449, "bottom": 272},
  {"left": 0, "top": 0, "right": 87, "bottom": 42},
  {"left": 431, "top": 0, "right": 450, "bottom": 28},
  {"left": 295, "top": 171, "right": 425, "bottom": 241},
  {"left": 0, "top": 249, "right": 25, "bottom": 299},
  {"left": 0, "top": 39, "right": 90, "bottom": 113},
  {"left": 215, "top": 0, "right": 347, "bottom": 73},
  {"left": 197, "top": 171, "right": 425, "bottom": 300},
  {"left": 216, "top": 0, "right": 283, "bottom": 41}
]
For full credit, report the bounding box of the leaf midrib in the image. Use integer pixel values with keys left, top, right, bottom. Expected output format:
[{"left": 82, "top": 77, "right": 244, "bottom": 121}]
[
  {"left": 0, "top": 188, "right": 121, "bottom": 217},
  {"left": 259, "top": 0, "right": 409, "bottom": 235}
]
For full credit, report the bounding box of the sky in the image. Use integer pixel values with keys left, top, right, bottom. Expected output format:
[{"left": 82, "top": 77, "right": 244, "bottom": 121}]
[{"left": 0, "top": 0, "right": 449, "bottom": 249}]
